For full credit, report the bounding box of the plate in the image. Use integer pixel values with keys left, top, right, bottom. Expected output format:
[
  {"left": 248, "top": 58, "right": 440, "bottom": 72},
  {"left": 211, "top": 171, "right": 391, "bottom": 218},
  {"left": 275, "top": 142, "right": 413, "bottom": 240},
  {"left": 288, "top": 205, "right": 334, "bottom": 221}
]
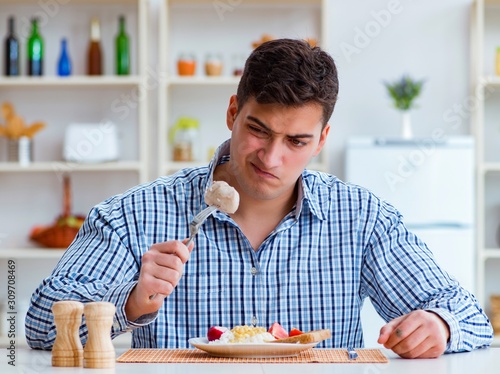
[{"left": 188, "top": 337, "right": 319, "bottom": 358}]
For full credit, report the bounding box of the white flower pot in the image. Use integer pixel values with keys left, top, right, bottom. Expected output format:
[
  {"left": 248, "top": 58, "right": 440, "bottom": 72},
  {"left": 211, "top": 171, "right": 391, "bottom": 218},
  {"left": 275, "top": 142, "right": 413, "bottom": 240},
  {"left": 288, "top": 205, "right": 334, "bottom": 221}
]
[{"left": 401, "top": 111, "right": 413, "bottom": 139}]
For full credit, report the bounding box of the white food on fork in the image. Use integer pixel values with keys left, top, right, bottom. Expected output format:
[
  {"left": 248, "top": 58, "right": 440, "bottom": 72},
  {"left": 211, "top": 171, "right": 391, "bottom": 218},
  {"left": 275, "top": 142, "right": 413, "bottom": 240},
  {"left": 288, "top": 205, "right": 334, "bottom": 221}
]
[
  {"left": 204, "top": 180, "right": 239, "bottom": 214},
  {"left": 149, "top": 181, "right": 238, "bottom": 300}
]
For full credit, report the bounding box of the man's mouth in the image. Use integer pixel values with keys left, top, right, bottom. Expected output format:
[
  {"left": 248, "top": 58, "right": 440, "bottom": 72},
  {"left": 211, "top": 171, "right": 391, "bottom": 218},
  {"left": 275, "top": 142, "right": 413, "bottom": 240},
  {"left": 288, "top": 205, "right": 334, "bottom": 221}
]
[{"left": 251, "top": 163, "right": 277, "bottom": 179}]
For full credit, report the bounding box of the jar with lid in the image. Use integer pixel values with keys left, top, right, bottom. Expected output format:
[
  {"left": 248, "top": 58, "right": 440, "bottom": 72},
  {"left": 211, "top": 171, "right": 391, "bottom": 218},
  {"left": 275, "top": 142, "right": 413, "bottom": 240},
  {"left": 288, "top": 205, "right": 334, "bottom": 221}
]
[{"left": 170, "top": 117, "right": 200, "bottom": 162}]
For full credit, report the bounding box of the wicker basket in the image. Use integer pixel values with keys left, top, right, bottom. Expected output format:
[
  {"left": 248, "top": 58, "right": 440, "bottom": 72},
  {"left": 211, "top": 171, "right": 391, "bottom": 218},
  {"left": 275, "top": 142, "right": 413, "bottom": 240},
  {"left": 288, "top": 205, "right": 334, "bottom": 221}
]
[
  {"left": 30, "top": 175, "right": 82, "bottom": 249},
  {"left": 490, "top": 295, "right": 500, "bottom": 334},
  {"left": 30, "top": 224, "right": 80, "bottom": 248}
]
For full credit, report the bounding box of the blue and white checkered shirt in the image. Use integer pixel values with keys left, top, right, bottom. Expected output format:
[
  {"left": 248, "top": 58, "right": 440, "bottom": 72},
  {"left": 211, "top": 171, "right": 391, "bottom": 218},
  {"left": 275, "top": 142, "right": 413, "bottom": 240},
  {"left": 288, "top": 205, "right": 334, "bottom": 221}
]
[{"left": 26, "top": 140, "right": 493, "bottom": 351}]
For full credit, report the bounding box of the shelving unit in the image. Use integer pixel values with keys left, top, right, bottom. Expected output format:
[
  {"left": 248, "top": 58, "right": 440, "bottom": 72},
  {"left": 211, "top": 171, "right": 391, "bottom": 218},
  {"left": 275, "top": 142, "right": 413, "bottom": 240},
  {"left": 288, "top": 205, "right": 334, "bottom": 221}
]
[
  {"left": 0, "top": 0, "right": 148, "bottom": 348},
  {"left": 157, "top": 0, "right": 330, "bottom": 177},
  {"left": 472, "top": 0, "right": 500, "bottom": 346}
]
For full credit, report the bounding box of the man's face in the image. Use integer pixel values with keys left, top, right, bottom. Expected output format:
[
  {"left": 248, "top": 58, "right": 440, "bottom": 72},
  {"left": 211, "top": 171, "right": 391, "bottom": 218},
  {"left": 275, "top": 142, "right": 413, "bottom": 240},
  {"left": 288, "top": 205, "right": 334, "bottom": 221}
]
[{"left": 225, "top": 95, "right": 330, "bottom": 202}]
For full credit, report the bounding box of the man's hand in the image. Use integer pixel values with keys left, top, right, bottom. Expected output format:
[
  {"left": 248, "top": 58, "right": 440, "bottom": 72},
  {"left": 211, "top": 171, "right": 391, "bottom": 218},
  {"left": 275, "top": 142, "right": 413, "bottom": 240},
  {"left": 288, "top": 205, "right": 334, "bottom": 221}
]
[
  {"left": 125, "top": 239, "right": 193, "bottom": 321},
  {"left": 378, "top": 310, "right": 450, "bottom": 359}
]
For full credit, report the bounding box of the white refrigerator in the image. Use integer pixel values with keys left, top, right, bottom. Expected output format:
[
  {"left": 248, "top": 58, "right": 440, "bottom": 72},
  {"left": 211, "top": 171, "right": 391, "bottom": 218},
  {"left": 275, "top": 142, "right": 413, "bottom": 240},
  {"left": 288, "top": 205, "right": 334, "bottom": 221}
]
[{"left": 345, "top": 136, "right": 475, "bottom": 347}]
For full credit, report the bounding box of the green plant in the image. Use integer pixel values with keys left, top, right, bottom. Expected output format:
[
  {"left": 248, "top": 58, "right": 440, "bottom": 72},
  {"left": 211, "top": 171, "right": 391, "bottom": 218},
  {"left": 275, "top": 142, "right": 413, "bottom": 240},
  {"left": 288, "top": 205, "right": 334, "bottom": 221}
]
[{"left": 384, "top": 75, "right": 425, "bottom": 111}]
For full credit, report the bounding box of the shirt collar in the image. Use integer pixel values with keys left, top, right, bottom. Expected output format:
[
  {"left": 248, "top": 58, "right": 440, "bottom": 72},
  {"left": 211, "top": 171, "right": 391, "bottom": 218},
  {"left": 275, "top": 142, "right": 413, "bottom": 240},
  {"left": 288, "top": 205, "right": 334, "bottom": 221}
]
[{"left": 205, "top": 139, "right": 327, "bottom": 221}]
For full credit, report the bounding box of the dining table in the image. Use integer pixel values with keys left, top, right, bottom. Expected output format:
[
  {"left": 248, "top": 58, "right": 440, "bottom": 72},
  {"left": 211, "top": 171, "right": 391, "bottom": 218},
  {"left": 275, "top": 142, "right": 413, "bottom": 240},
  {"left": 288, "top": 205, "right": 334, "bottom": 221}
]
[{"left": 2, "top": 346, "right": 499, "bottom": 374}]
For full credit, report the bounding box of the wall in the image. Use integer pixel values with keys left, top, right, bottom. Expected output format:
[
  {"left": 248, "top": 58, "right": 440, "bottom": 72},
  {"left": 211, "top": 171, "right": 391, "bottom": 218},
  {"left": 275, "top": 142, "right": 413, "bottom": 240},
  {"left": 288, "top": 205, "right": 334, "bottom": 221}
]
[{"left": 326, "top": 0, "right": 472, "bottom": 177}]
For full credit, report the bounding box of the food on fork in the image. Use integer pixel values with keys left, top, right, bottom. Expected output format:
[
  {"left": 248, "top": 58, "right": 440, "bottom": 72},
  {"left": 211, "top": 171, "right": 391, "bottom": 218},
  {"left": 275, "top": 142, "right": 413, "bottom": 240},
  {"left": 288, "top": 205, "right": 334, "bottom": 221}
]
[{"left": 204, "top": 180, "right": 239, "bottom": 214}]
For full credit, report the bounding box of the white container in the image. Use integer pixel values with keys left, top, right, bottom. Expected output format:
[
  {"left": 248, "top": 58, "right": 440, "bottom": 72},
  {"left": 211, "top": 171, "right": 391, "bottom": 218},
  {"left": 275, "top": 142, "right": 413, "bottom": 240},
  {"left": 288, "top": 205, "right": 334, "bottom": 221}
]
[{"left": 63, "top": 122, "right": 119, "bottom": 163}]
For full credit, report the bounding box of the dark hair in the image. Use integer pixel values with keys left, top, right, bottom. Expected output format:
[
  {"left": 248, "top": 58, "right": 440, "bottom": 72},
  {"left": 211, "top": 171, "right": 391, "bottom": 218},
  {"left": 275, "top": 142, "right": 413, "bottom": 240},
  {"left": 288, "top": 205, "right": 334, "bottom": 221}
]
[{"left": 236, "top": 38, "right": 339, "bottom": 127}]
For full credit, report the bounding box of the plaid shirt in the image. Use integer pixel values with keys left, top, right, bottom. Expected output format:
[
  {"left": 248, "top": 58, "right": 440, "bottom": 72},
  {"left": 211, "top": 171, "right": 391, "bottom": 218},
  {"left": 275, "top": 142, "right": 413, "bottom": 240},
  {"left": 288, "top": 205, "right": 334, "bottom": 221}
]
[{"left": 26, "top": 141, "right": 493, "bottom": 350}]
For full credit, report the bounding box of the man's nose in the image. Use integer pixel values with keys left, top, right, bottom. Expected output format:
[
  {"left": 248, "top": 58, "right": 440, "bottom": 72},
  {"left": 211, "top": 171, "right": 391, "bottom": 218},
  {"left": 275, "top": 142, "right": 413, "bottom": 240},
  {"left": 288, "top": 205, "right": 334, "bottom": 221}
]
[{"left": 258, "top": 140, "right": 283, "bottom": 168}]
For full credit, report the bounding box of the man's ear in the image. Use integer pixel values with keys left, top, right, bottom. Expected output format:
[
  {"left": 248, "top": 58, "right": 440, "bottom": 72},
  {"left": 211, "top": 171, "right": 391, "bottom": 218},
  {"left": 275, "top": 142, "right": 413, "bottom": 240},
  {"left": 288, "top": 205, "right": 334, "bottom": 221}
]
[
  {"left": 313, "top": 123, "right": 330, "bottom": 157},
  {"left": 226, "top": 95, "right": 239, "bottom": 131}
]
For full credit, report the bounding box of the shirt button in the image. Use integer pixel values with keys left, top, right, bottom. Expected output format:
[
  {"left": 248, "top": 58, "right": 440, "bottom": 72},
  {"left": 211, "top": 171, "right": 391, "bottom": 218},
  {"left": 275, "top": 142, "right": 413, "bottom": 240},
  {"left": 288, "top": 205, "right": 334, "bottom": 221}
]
[{"left": 251, "top": 267, "right": 258, "bottom": 276}]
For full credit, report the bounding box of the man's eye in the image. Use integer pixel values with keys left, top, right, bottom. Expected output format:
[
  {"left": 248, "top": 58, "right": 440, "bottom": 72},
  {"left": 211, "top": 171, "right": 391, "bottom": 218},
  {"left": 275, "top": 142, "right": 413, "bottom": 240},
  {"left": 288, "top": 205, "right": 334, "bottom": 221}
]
[
  {"left": 290, "top": 138, "right": 307, "bottom": 147},
  {"left": 249, "top": 125, "right": 266, "bottom": 135}
]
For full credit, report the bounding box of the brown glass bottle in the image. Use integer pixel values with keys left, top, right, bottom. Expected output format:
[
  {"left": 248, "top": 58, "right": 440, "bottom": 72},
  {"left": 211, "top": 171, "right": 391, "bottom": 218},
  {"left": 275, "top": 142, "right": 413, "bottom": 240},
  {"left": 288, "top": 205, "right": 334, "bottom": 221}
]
[{"left": 87, "top": 17, "right": 102, "bottom": 75}]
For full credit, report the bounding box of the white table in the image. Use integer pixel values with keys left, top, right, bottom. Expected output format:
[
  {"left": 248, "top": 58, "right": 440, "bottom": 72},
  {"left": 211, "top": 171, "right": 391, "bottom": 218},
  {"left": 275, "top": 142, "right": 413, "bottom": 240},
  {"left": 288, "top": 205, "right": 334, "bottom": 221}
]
[{"left": 1, "top": 347, "right": 498, "bottom": 374}]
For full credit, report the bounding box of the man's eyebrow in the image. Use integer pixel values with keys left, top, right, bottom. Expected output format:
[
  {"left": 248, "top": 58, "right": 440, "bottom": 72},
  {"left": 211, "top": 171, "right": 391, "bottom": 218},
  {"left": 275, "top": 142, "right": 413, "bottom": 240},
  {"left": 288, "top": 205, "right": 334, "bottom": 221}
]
[{"left": 247, "top": 115, "right": 315, "bottom": 139}]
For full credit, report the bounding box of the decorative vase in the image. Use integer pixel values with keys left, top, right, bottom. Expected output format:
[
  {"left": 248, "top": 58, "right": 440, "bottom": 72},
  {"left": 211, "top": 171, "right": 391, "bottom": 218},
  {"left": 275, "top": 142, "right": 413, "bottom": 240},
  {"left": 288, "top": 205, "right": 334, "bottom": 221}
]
[
  {"left": 8, "top": 136, "right": 32, "bottom": 166},
  {"left": 401, "top": 111, "right": 413, "bottom": 139}
]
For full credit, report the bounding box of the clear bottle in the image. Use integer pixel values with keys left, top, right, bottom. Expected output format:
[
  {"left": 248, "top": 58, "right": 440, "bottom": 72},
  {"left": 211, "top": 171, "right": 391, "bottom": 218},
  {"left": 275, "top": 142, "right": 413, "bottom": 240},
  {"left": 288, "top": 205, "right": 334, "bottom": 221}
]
[
  {"left": 87, "top": 17, "right": 102, "bottom": 75},
  {"left": 3, "top": 16, "right": 20, "bottom": 76},
  {"left": 57, "top": 38, "right": 71, "bottom": 76},
  {"left": 170, "top": 117, "right": 200, "bottom": 162},
  {"left": 115, "top": 15, "right": 130, "bottom": 75},
  {"left": 27, "top": 18, "right": 43, "bottom": 76}
]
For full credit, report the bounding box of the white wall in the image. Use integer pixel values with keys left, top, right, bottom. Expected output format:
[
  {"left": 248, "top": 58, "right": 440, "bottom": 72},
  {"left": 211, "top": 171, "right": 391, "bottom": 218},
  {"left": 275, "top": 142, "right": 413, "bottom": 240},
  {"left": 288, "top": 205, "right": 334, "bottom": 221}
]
[{"left": 325, "top": 0, "right": 472, "bottom": 177}]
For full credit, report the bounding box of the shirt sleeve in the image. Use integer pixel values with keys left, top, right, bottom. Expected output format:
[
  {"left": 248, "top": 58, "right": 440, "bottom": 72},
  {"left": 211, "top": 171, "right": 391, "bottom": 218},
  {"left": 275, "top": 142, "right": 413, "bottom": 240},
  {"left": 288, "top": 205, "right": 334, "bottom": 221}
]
[
  {"left": 25, "top": 197, "right": 154, "bottom": 350},
  {"left": 361, "top": 200, "right": 493, "bottom": 352}
]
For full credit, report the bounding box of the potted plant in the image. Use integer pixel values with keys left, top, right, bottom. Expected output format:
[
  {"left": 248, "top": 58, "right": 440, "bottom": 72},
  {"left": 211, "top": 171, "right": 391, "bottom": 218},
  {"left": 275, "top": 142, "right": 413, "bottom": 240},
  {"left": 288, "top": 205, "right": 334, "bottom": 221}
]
[
  {"left": 384, "top": 75, "right": 425, "bottom": 138},
  {"left": 0, "top": 102, "right": 45, "bottom": 164}
]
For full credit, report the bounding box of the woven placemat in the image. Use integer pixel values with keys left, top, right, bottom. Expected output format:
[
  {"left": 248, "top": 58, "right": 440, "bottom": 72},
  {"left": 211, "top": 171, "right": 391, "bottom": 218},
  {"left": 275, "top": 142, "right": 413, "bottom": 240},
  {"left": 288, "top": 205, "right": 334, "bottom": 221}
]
[{"left": 117, "top": 348, "right": 389, "bottom": 364}]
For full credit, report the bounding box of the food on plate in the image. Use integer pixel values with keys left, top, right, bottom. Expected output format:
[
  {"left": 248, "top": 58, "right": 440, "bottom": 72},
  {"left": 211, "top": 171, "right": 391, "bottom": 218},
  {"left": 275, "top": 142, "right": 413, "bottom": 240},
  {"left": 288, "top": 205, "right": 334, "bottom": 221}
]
[
  {"left": 271, "top": 329, "right": 331, "bottom": 344},
  {"left": 207, "top": 326, "right": 229, "bottom": 342},
  {"left": 206, "top": 322, "right": 331, "bottom": 345},
  {"left": 289, "top": 328, "right": 304, "bottom": 337},
  {"left": 268, "top": 321, "right": 289, "bottom": 339},
  {"left": 204, "top": 180, "right": 239, "bottom": 214},
  {"left": 208, "top": 325, "right": 275, "bottom": 344}
]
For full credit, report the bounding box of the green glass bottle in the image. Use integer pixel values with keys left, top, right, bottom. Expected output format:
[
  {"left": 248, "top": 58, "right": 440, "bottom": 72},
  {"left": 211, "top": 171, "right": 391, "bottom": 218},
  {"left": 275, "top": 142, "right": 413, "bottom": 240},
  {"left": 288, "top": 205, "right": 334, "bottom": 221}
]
[
  {"left": 115, "top": 15, "right": 130, "bottom": 75},
  {"left": 27, "top": 18, "right": 43, "bottom": 76}
]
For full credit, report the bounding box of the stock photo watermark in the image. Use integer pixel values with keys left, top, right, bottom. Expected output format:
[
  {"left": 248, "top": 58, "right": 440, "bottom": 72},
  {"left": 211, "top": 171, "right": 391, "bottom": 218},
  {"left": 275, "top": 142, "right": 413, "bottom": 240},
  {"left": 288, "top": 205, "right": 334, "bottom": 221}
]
[
  {"left": 5, "top": 259, "right": 17, "bottom": 367},
  {"left": 213, "top": 0, "right": 243, "bottom": 22},
  {"left": 17, "top": 0, "right": 73, "bottom": 38}
]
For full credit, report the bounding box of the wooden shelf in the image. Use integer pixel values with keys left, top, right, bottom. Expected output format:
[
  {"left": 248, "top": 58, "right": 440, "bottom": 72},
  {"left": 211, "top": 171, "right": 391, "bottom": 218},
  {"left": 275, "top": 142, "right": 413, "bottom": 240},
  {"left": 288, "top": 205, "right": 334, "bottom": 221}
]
[
  {"left": 482, "top": 249, "right": 500, "bottom": 259},
  {"left": 0, "top": 161, "right": 144, "bottom": 173},
  {"left": 169, "top": 0, "right": 321, "bottom": 6},
  {"left": 0, "top": 0, "right": 140, "bottom": 4},
  {"left": 0, "top": 248, "right": 66, "bottom": 259},
  {"left": 0, "top": 76, "right": 143, "bottom": 88},
  {"left": 166, "top": 76, "right": 240, "bottom": 87},
  {"left": 481, "top": 163, "right": 500, "bottom": 173}
]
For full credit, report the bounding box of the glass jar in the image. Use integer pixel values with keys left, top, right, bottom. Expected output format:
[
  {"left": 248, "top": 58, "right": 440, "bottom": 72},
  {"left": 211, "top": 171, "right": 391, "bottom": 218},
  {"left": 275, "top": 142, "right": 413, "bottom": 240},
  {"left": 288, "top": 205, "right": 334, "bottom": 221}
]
[
  {"left": 204, "top": 53, "right": 223, "bottom": 76},
  {"left": 170, "top": 117, "right": 200, "bottom": 162},
  {"left": 177, "top": 53, "right": 196, "bottom": 76}
]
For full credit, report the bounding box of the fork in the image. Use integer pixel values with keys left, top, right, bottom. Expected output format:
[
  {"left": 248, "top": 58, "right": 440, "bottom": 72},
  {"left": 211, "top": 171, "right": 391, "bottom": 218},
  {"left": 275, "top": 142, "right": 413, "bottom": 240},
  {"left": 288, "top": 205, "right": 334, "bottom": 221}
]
[
  {"left": 347, "top": 347, "right": 358, "bottom": 360},
  {"left": 185, "top": 205, "right": 218, "bottom": 247},
  {"left": 149, "top": 205, "right": 217, "bottom": 300}
]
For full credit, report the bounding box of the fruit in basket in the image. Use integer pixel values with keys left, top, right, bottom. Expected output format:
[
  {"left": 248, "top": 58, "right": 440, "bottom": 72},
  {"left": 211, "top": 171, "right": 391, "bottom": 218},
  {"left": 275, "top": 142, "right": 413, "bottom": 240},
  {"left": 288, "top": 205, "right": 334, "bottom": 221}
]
[
  {"left": 56, "top": 215, "right": 85, "bottom": 228},
  {"left": 30, "top": 174, "right": 85, "bottom": 249}
]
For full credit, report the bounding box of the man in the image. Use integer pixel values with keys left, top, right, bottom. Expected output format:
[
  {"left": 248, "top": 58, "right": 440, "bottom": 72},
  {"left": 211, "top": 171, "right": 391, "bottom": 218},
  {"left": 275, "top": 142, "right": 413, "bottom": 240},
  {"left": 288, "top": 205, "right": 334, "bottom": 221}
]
[{"left": 26, "top": 39, "right": 493, "bottom": 358}]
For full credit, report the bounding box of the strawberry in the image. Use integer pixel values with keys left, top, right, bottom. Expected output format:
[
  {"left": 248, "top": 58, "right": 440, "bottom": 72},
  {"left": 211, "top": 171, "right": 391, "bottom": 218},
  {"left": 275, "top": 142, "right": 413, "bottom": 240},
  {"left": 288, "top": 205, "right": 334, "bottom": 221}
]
[
  {"left": 207, "top": 326, "right": 229, "bottom": 341},
  {"left": 268, "top": 322, "right": 288, "bottom": 339}
]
